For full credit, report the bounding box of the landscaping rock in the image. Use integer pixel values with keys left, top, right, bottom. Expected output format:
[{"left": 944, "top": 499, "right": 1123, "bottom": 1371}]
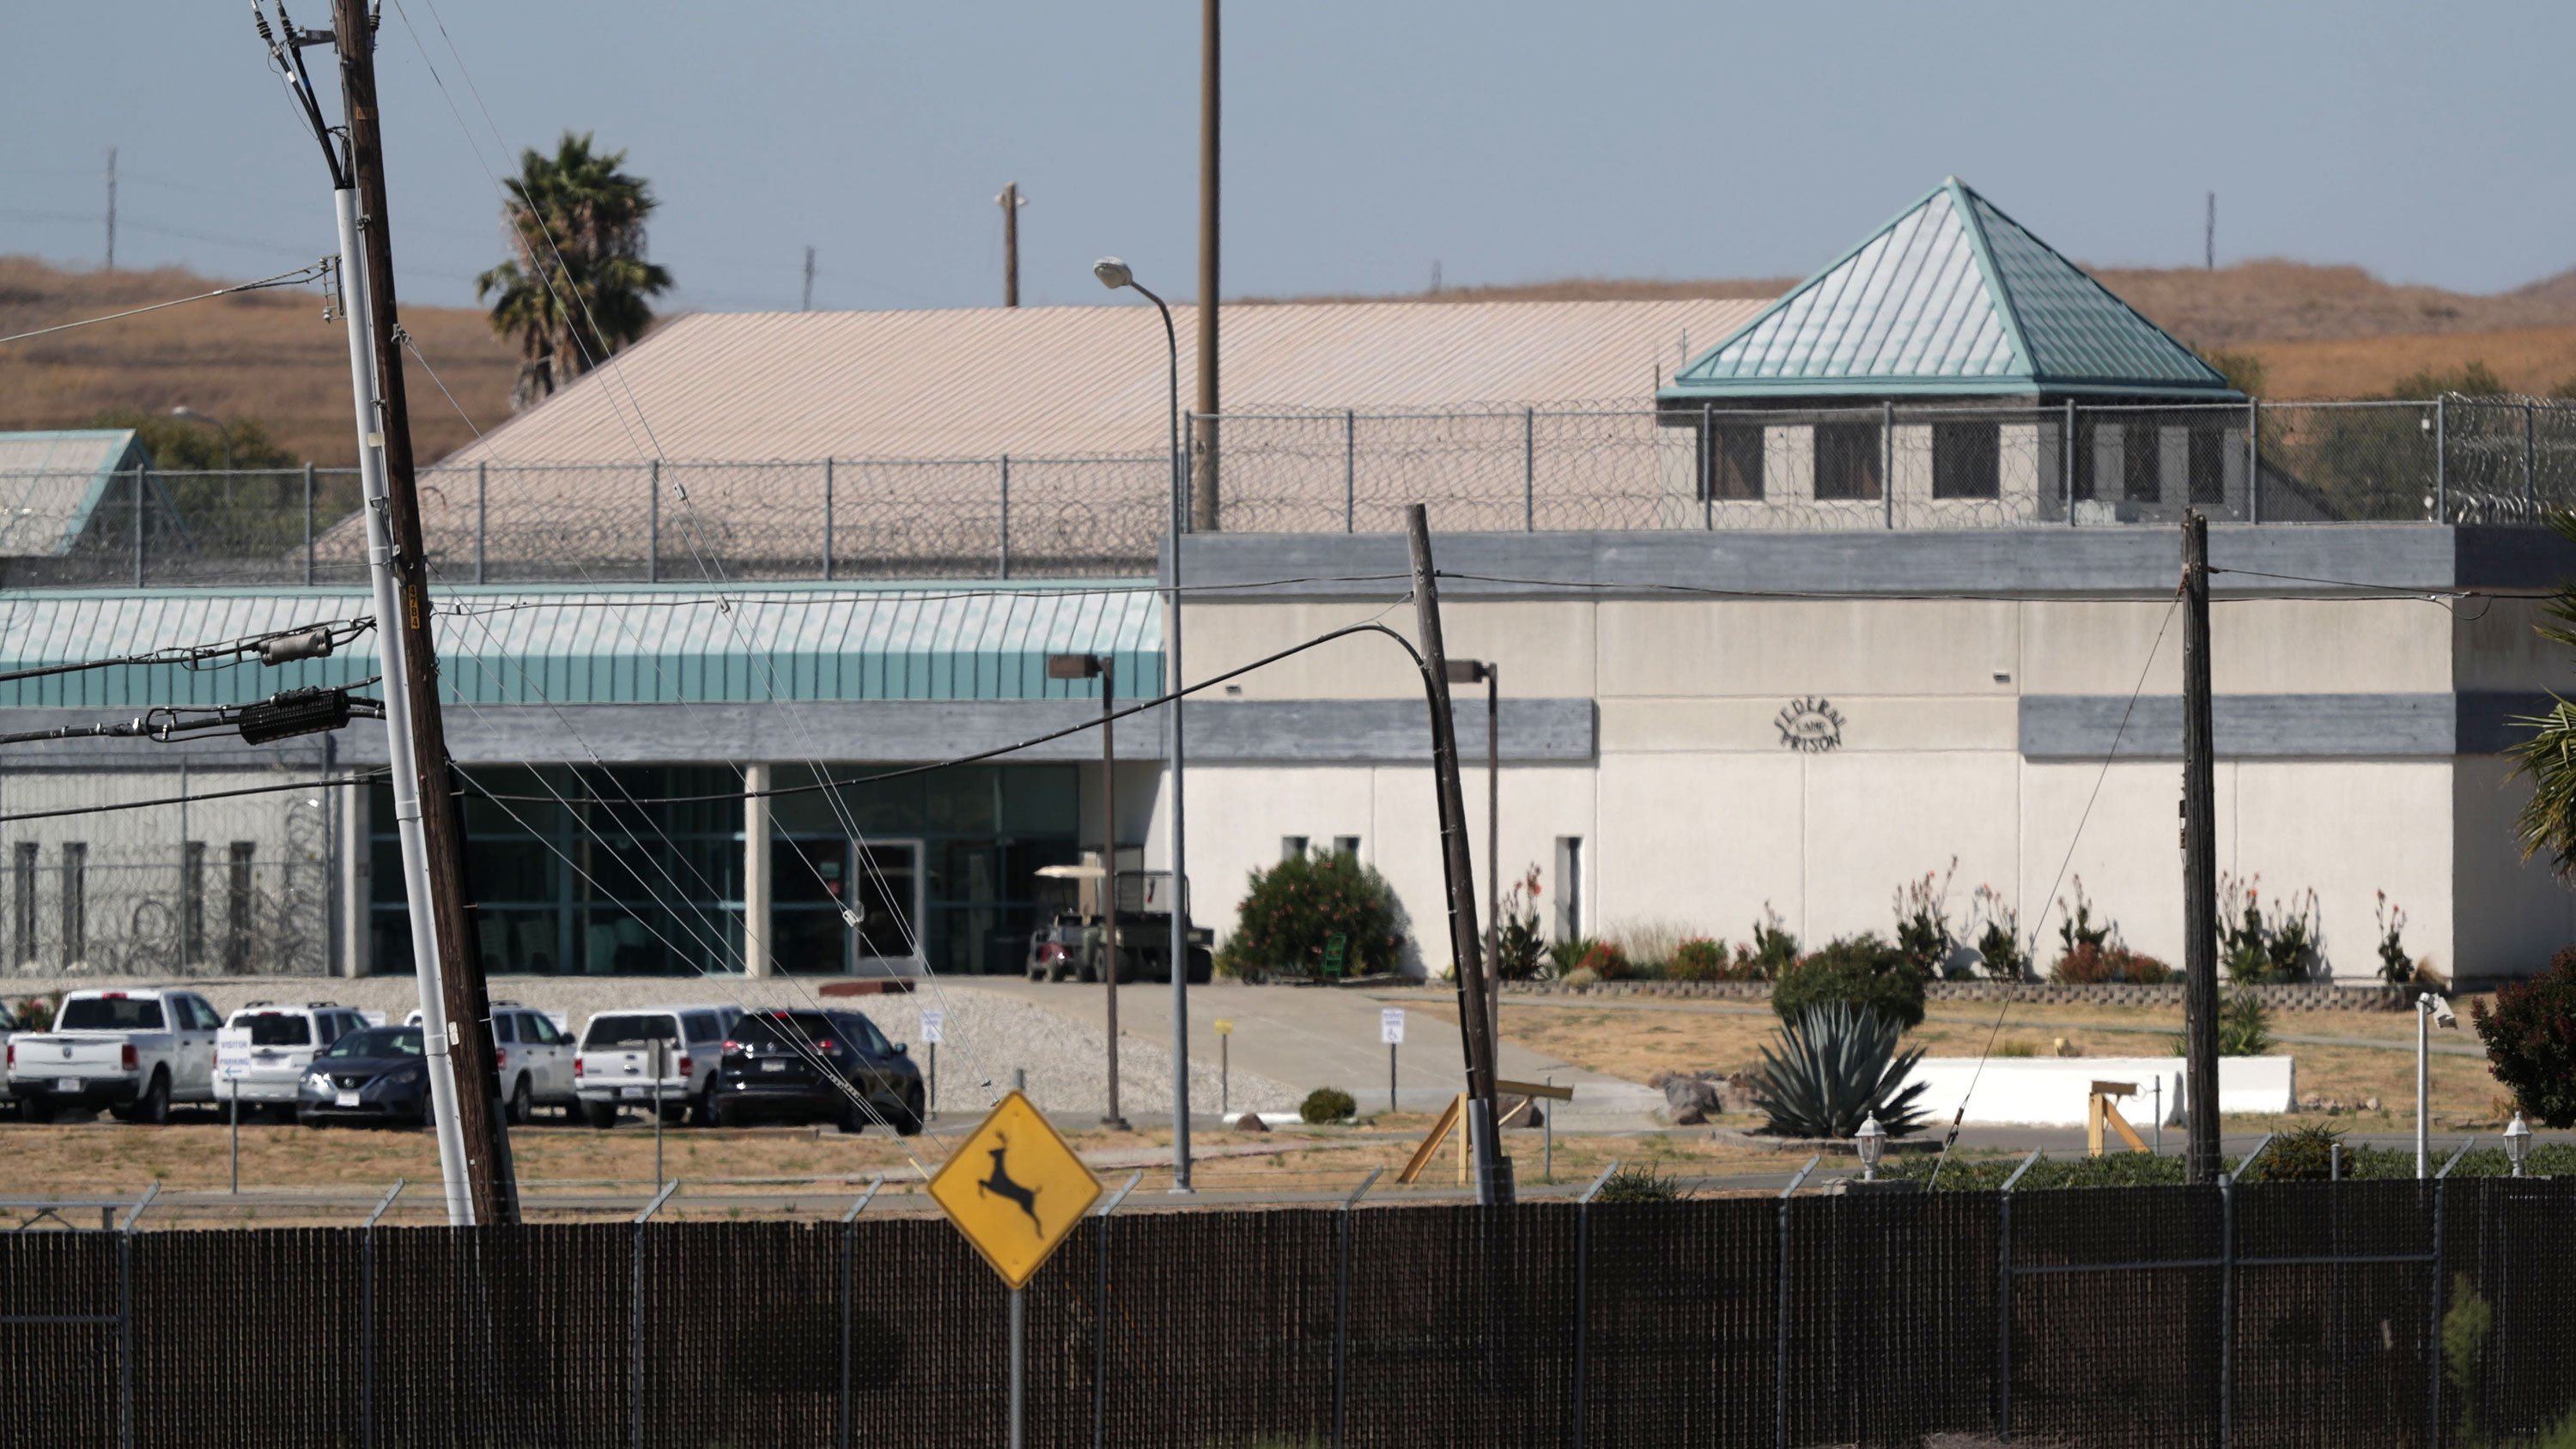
[{"left": 1233, "top": 1113, "right": 1269, "bottom": 1133}]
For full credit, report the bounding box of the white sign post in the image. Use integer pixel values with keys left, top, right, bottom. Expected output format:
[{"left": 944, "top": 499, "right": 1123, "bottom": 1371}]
[
  {"left": 1380, "top": 1009, "right": 1405, "bottom": 1113},
  {"left": 921, "top": 1008, "right": 945, "bottom": 1117},
  {"left": 216, "top": 1027, "right": 253, "bottom": 1194}
]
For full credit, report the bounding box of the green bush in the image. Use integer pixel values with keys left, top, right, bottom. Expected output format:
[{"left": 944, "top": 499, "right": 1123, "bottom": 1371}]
[
  {"left": 1969, "top": 885, "right": 2030, "bottom": 981},
  {"left": 1491, "top": 866, "right": 1550, "bottom": 981},
  {"left": 1299, "top": 1087, "right": 1357, "bottom": 1124},
  {"left": 15, "top": 994, "right": 55, "bottom": 1034},
  {"left": 1892, "top": 859, "right": 1959, "bottom": 979},
  {"left": 1771, "top": 934, "right": 1924, "bottom": 1030},
  {"left": 2472, "top": 944, "right": 2576, "bottom": 1128},
  {"left": 1572, "top": 939, "right": 1633, "bottom": 980},
  {"left": 2167, "top": 990, "right": 2273, "bottom": 1057},
  {"left": 1227, "top": 849, "right": 1405, "bottom": 979},
  {"left": 1667, "top": 937, "right": 1733, "bottom": 983},
  {"left": 2220, "top": 875, "right": 2320, "bottom": 984},
  {"left": 1591, "top": 1164, "right": 1688, "bottom": 1203},
  {"left": 1752, "top": 1003, "right": 1929, "bottom": 1139},
  {"left": 2257, "top": 1124, "right": 2342, "bottom": 1181},
  {"left": 1746, "top": 909, "right": 1800, "bottom": 977}
]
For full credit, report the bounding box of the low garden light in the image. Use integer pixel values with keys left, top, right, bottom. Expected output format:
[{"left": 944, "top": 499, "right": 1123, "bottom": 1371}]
[
  {"left": 1856, "top": 1112, "right": 1887, "bottom": 1181},
  {"left": 2506, "top": 1112, "right": 2531, "bottom": 1177}
]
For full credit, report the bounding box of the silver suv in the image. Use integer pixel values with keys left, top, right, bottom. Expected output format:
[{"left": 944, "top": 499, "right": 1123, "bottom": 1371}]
[
  {"left": 574, "top": 1005, "right": 739, "bottom": 1128},
  {"left": 216, "top": 1002, "right": 368, "bottom": 1119},
  {"left": 402, "top": 1002, "right": 579, "bottom": 1123}
]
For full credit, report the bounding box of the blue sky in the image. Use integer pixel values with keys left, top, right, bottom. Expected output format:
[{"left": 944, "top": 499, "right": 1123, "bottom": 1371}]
[{"left": 3, "top": 1, "right": 2568, "bottom": 312}]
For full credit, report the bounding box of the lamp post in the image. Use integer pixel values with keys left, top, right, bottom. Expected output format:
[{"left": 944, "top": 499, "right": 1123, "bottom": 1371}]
[
  {"left": 1443, "top": 659, "right": 1498, "bottom": 1033},
  {"left": 1048, "top": 652, "right": 1128, "bottom": 1132},
  {"left": 1856, "top": 1112, "right": 1887, "bottom": 1182},
  {"left": 2417, "top": 991, "right": 2457, "bottom": 1179},
  {"left": 2506, "top": 1111, "right": 2531, "bottom": 1178},
  {"left": 1095, "top": 257, "right": 1194, "bottom": 1191},
  {"left": 170, "top": 405, "right": 233, "bottom": 471}
]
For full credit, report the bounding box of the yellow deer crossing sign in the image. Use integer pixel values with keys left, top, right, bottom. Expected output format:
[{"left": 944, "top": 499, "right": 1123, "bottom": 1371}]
[{"left": 927, "top": 1090, "right": 1102, "bottom": 1290}]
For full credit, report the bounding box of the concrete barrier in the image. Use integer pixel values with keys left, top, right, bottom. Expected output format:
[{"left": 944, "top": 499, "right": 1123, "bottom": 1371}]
[{"left": 1899, "top": 1055, "right": 2297, "bottom": 1127}]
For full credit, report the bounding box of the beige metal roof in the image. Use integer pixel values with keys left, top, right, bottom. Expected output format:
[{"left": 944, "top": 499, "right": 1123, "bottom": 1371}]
[{"left": 440, "top": 299, "right": 1767, "bottom": 464}]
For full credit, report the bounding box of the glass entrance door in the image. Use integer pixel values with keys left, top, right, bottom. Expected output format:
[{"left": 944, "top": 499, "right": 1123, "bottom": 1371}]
[{"left": 771, "top": 837, "right": 924, "bottom": 974}]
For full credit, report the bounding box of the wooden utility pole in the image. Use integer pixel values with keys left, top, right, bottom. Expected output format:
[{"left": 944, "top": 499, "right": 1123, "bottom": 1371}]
[
  {"left": 802, "top": 245, "right": 816, "bottom": 311},
  {"left": 333, "top": 0, "right": 519, "bottom": 1223},
  {"left": 1406, "top": 506, "right": 1509, "bottom": 1205},
  {"left": 1191, "top": 0, "right": 1219, "bottom": 530},
  {"left": 104, "top": 147, "right": 117, "bottom": 270},
  {"left": 2181, "top": 511, "right": 2221, "bottom": 1184},
  {"left": 998, "top": 183, "right": 1023, "bottom": 307}
]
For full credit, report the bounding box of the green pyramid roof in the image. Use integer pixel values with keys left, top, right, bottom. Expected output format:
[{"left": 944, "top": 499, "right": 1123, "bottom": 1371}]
[{"left": 1661, "top": 179, "right": 2239, "bottom": 402}]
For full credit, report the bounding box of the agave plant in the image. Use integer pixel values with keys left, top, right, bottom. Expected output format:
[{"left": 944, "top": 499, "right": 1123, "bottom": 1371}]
[{"left": 1751, "top": 1003, "right": 1929, "bottom": 1139}]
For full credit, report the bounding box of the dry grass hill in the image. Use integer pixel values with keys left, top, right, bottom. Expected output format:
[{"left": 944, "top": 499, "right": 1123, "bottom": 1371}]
[{"left": 4, "top": 252, "right": 2574, "bottom": 470}]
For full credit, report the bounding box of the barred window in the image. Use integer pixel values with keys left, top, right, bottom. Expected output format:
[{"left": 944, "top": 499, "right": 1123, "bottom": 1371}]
[
  {"left": 60, "top": 841, "right": 86, "bottom": 964},
  {"left": 226, "top": 841, "right": 255, "bottom": 972},
  {"left": 2189, "top": 428, "right": 2228, "bottom": 505},
  {"left": 1706, "top": 425, "right": 1765, "bottom": 500},
  {"left": 1814, "top": 422, "right": 1881, "bottom": 500},
  {"left": 1932, "top": 421, "right": 2000, "bottom": 499},
  {"left": 2123, "top": 421, "right": 2161, "bottom": 503},
  {"left": 11, "top": 842, "right": 34, "bottom": 967}
]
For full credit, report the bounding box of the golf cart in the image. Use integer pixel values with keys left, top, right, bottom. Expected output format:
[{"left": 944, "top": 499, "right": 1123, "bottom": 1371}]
[{"left": 1025, "top": 859, "right": 1212, "bottom": 985}]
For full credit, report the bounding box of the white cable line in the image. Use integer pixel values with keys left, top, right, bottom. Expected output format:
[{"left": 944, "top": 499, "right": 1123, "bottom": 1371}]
[{"left": 0, "top": 264, "right": 328, "bottom": 346}]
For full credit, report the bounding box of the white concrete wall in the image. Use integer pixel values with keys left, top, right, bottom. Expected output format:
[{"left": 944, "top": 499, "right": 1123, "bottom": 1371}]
[{"left": 1177, "top": 591, "right": 2548, "bottom": 981}]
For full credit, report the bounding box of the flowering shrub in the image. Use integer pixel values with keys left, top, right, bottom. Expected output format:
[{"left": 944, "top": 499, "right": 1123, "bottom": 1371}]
[{"left": 1227, "top": 848, "right": 1405, "bottom": 979}]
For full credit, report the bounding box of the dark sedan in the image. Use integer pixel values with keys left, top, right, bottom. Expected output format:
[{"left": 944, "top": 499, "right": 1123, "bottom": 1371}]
[
  {"left": 712, "top": 1009, "right": 922, "bottom": 1134},
  {"left": 296, "top": 1026, "right": 430, "bottom": 1127}
]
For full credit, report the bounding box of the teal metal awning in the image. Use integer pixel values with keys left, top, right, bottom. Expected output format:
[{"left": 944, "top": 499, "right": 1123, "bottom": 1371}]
[
  {"left": 1660, "top": 179, "right": 2241, "bottom": 403},
  {"left": 0, "top": 582, "right": 1163, "bottom": 710}
]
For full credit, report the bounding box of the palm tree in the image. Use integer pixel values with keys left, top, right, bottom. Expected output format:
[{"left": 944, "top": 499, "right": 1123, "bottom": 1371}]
[
  {"left": 476, "top": 132, "right": 673, "bottom": 410},
  {"left": 2512, "top": 512, "right": 2576, "bottom": 871}
]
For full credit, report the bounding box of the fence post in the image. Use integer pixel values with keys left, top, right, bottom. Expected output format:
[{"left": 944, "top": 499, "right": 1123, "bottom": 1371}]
[
  {"left": 823, "top": 458, "right": 836, "bottom": 581},
  {"left": 1776, "top": 1154, "right": 1820, "bottom": 1449},
  {"left": 2527, "top": 402, "right": 2539, "bottom": 517},
  {"left": 1335, "top": 1168, "right": 1382, "bottom": 1449},
  {"left": 840, "top": 1175, "right": 879, "bottom": 1449},
  {"left": 132, "top": 468, "right": 145, "bottom": 586},
  {"left": 2427, "top": 1176, "right": 2449, "bottom": 1442},
  {"left": 1091, "top": 1170, "right": 1143, "bottom": 1449},
  {"left": 2220, "top": 1169, "right": 2237, "bottom": 1447},
  {"left": 303, "top": 463, "right": 317, "bottom": 585},
  {"left": 2064, "top": 400, "right": 2078, "bottom": 527},
  {"left": 1523, "top": 407, "right": 1536, "bottom": 532},
  {"left": 647, "top": 459, "right": 660, "bottom": 583},
  {"left": 1996, "top": 1191, "right": 2013, "bottom": 1439},
  {"left": 1698, "top": 405, "right": 1713, "bottom": 531},
  {"left": 116, "top": 1211, "right": 134, "bottom": 1449},
  {"left": 2434, "top": 397, "right": 2448, "bottom": 524},
  {"left": 2245, "top": 400, "right": 2260, "bottom": 524},
  {"left": 474, "top": 463, "right": 487, "bottom": 584},
  {"left": 1344, "top": 410, "right": 1357, "bottom": 534},
  {"left": 1881, "top": 401, "right": 1896, "bottom": 530},
  {"left": 999, "top": 455, "right": 1012, "bottom": 580},
  {"left": 1571, "top": 1161, "right": 1616, "bottom": 1449}
]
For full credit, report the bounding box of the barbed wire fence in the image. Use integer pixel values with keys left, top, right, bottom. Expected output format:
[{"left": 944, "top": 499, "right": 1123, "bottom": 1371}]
[
  {"left": 1, "top": 755, "right": 338, "bottom": 979},
  {"left": 2, "top": 398, "right": 2573, "bottom": 591}
]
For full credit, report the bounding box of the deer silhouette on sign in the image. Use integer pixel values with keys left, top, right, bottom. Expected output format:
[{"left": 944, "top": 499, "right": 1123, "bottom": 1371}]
[{"left": 979, "top": 1132, "right": 1044, "bottom": 1234}]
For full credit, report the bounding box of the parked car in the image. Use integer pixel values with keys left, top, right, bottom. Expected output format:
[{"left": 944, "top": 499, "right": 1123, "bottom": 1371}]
[
  {"left": 0, "top": 1000, "right": 22, "bottom": 1114},
  {"left": 215, "top": 1002, "right": 368, "bottom": 1119},
  {"left": 4, "top": 988, "right": 223, "bottom": 1124},
  {"left": 402, "top": 1002, "right": 579, "bottom": 1123},
  {"left": 295, "top": 1025, "right": 430, "bottom": 1127},
  {"left": 573, "top": 1005, "right": 740, "bottom": 1128},
  {"left": 711, "top": 1007, "right": 923, "bottom": 1133}
]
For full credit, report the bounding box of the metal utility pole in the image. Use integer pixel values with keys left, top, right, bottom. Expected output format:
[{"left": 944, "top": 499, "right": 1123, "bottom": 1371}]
[
  {"left": 1406, "top": 506, "right": 1509, "bottom": 1205},
  {"left": 332, "top": 0, "right": 518, "bottom": 1224},
  {"left": 997, "top": 183, "right": 1024, "bottom": 307},
  {"left": 2204, "top": 192, "right": 2216, "bottom": 270},
  {"left": 2181, "top": 511, "right": 2221, "bottom": 1184},
  {"left": 801, "top": 246, "right": 816, "bottom": 312},
  {"left": 104, "top": 147, "right": 117, "bottom": 270},
  {"left": 1191, "top": 0, "right": 1220, "bottom": 530}
]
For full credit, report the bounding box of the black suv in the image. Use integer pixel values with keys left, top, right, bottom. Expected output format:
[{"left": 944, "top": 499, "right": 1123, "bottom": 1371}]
[{"left": 712, "top": 1009, "right": 923, "bottom": 1134}]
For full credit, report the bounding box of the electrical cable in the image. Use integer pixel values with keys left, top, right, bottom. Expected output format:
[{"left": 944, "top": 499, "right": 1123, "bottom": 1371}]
[
  {"left": 0, "top": 772, "right": 384, "bottom": 826},
  {"left": 1923, "top": 592, "right": 2181, "bottom": 1191},
  {"left": 0, "top": 617, "right": 371, "bottom": 686},
  {"left": 0, "top": 262, "right": 330, "bottom": 347}
]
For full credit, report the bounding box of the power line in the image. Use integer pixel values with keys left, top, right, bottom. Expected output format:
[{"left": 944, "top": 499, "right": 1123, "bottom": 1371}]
[
  {"left": 0, "top": 617, "right": 367, "bottom": 687},
  {"left": 0, "top": 261, "right": 329, "bottom": 346}
]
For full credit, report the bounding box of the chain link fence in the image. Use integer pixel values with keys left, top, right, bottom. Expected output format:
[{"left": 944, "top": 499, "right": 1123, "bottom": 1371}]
[
  {"left": 3, "top": 398, "right": 2572, "bottom": 590},
  {"left": 3, "top": 1176, "right": 2572, "bottom": 1446}
]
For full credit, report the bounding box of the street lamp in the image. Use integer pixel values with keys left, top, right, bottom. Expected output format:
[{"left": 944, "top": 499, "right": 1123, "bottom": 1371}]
[
  {"left": 1856, "top": 1112, "right": 1887, "bottom": 1182},
  {"left": 170, "top": 405, "right": 232, "bottom": 471},
  {"left": 1048, "top": 651, "right": 1129, "bottom": 1133},
  {"left": 1096, "top": 255, "right": 1194, "bottom": 1191},
  {"left": 2506, "top": 1111, "right": 2531, "bottom": 1178},
  {"left": 1444, "top": 659, "right": 1498, "bottom": 1031},
  {"left": 2417, "top": 991, "right": 2457, "bottom": 1179}
]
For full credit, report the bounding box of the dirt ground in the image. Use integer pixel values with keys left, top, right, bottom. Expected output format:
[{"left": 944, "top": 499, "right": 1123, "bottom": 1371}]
[
  {"left": 1459, "top": 996, "right": 2513, "bottom": 1136},
  {"left": 0, "top": 1108, "right": 1812, "bottom": 1229}
]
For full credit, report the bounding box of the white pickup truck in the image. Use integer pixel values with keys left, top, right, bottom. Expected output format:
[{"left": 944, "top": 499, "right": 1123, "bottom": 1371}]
[{"left": 4, "top": 987, "right": 223, "bottom": 1124}]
